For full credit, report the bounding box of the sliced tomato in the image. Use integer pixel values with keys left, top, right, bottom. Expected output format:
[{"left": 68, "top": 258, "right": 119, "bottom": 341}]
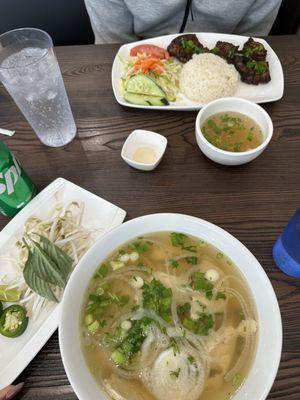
[{"left": 130, "top": 44, "right": 170, "bottom": 59}]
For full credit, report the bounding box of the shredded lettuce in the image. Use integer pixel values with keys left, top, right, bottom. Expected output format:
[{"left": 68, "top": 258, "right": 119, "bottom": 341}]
[{"left": 120, "top": 56, "right": 182, "bottom": 102}]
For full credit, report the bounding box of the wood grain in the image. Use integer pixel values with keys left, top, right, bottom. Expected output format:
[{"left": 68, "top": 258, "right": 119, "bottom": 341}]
[{"left": 0, "top": 36, "right": 300, "bottom": 399}]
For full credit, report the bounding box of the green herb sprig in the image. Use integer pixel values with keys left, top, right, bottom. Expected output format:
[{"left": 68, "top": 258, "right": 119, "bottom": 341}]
[
  {"left": 191, "top": 271, "right": 226, "bottom": 301},
  {"left": 181, "top": 39, "right": 204, "bottom": 55},
  {"left": 182, "top": 313, "right": 213, "bottom": 336},
  {"left": 170, "top": 232, "right": 197, "bottom": 253},
  {"left": 170, "top": 367, "right": 181, "bottom": 379},
  {"left": 110, "top": 317, "right": 152, "bottom": 365},
  {"left": 23, "top": 234, "right": 73, "bottom": 302},
  {"left": 142, "top": 279, "right": 172, "bottom": 321}
]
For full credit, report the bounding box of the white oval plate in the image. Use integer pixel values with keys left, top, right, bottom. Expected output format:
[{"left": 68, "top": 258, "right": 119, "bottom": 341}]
[
  {"left": 112, "top": 32, "right": 284, "bottom": 111},
  {"left": 60, "top": 213, "right": 282, "bottom": 400},
  {"left": 0, "top": 178, "right": 126, "bottom": 389}
]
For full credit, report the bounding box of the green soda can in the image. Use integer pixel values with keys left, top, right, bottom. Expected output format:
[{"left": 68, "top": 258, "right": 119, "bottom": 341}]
[{"left": 0, "top": 141, "right": 37, "bottom": 217}]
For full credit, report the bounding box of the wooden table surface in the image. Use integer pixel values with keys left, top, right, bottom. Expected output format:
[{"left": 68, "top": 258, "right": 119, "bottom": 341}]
[{"left": 0, "top": 35, "right": 299, "bottom": 399}]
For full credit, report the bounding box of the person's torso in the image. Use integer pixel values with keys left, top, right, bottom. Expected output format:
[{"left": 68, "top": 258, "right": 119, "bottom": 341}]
[{"left": 124, "top": 0, "right": 254, "bottom": 39}]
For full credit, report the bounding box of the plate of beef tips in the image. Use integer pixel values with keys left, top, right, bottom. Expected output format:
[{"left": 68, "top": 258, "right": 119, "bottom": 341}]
[{"left": 112, "top": 32, "right": 284, "bottom": 111}]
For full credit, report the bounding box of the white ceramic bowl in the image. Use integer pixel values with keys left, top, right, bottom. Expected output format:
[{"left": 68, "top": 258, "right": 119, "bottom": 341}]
[
  {"left": 59, "top": 213, "right": 282, "bottom": 400},
  {"left": 195, "top": 97, "right": 273, "bottom": 166},
  {"left": 121, "top": 129, "right": 167, "bottom": 171}
]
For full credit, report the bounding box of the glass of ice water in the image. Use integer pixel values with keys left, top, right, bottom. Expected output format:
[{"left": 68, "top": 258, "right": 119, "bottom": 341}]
[{"left": 0, "top": 28, "right": 76, "bottom": 147}]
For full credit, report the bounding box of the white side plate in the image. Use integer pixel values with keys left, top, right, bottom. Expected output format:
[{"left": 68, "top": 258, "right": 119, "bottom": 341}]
[
  {"left": 0, "top": 178, "right": 126, "bottom": 389},
  {"left": 112, "top": 32, "right": 284, "bottom": 111}
]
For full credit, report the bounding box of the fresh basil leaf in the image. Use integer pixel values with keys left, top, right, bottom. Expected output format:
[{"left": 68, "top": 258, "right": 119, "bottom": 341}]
[
  {"left": 29, "top": 239, "right": 65, "bottom": 287},
  {"left": 22, "top": 234, "right": 73, "bottom": 302},
  {"left": 38, "top": 235, "right": 73, "bottom": 281},
  {"left": 23, "top": 250, "right": 58, "bottom": 302}
]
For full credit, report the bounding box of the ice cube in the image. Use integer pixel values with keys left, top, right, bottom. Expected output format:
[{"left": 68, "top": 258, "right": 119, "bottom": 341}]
[
  {"left": 26, "top": 92, "right": 38, "bottom": 102},
  {"left": 46, "top": 90, "right": 57, "bottom": 100}
]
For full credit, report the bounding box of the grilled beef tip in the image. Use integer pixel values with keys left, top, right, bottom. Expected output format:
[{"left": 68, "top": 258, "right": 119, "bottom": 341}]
[
  {"left": 242, "top": 38, "right": 267, "bottom": 61},
  {"left": 211, "top": 41, "right": 239, "bottom": 64},
  {"left": 234, "top": 54, "right": 271, "bottom": 85},
  {"left": 167, "top": 34, "right": 209, "bottom": 63}
]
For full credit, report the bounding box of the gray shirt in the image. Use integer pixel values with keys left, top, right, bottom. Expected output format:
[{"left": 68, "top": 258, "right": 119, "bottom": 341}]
[{"left": 84, "top": 0, "right": 282, "bottom": 44}]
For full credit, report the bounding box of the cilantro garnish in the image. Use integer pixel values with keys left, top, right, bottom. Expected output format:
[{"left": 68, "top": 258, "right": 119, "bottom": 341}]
[
  {"left": 170, "top": 232, "right": 197, "bottom": 253},
  {"left": 169, "top": 259, "right": 179, "bottom": 269},
  {"left": 142, "top": 279, "right": 172, "bottom": 321},
  {"left": 170, "top": 367, "right": 181, "bottom": 379},
  {"left": 191, "top": 271, "right": 214, "bottom": 299},
  {"left": 87, "top": 291, "right": 128, "bottom": 315},
  {"left": 129, "top": 240, "right": 151, "bottom": 253},
  {"left": 185, "top": 256, "right": 198, "bottom": 265},
  {"left": 181, "top": 39, "right": 204, "bottom": 55},
  {"left": 109, "top": 317, "right": 152, "bottom": 365},
  {"left": 183, "top": 313, "right": 213, "bottom": 336},
  {"left": 177, "top": 302, "right": 191, "bottom": 317}
]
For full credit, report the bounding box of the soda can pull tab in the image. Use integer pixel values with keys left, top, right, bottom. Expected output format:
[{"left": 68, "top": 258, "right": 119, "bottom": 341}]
[{"left": 0, "top": 128, "right": 15, "bottom": 136}]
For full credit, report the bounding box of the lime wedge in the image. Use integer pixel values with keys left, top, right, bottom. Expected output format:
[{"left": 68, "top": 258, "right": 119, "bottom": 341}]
[{"left": 0, "top": 285, "right": 22, "bottom": 302}]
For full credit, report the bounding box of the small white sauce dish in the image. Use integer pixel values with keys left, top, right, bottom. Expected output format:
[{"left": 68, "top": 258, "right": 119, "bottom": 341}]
[
  {"left": 195, "top": 97, "right": 273, "bottom": 166},
  {"left": 121, "top": 129, "right": 167, "bottom": 171}
]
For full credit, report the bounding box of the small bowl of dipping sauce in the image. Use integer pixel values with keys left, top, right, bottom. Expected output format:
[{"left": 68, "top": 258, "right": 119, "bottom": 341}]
[
  {"left": 195, "top": 97, "right": 273, "bottom": 166},
  {"left": 121, "top": 129, "right": 167, "bottom": 171}
]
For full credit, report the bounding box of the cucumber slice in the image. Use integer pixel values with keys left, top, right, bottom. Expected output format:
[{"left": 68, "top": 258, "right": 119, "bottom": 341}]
[
  {"left": 126, "top": 74, "right": 165, "bottom": 97},
  {"left": 124, "top": 91, "right": 169, "bottom": 106}
]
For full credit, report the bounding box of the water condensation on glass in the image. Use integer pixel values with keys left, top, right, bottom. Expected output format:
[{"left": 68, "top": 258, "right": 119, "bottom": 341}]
[{"left": 0, "top": 47, "right": 76, "bottom": 147}]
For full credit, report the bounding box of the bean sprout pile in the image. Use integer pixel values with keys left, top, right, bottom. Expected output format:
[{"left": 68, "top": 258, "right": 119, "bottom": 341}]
[{"left": 0, "top": 201, "right": 101, "bottom": 321}]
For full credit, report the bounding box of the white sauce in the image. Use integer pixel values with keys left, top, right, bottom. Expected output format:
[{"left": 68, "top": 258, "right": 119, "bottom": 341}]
[{"left": 132, "top": 147, "right": 157, "bottom": 164}]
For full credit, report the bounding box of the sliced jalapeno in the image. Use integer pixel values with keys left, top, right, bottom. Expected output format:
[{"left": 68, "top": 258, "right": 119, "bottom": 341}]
[{"left": 0, "top": 305, "right": 28, "bottom": 338}]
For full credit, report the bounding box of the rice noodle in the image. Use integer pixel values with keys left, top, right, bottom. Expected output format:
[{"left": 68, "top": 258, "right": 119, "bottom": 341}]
[
  {"left": 183, "top": 331, "right": 211, "bottom": 375},
  {"left": 167, "top": 253, "right": 198, "bottom": 266},
  {"left": 220, "top": 288, "right": 252, "bottom": 382},
  {"left": 136, "top": 308, "right": 172, "bottom": 331},
  {"left": 103, "top": 379, "right": 127, "bottom": 400},
  {"left": 216, "top": 275, "right": 248, "bottom": 292},
  {"left": 105, "top": 266, "right": 151, "bottom": 280},
  {"left": 111, "top": 363, "right": 141, "bottom": 379},
  {"left": 171, "top": 288, "right": 180, "bottom": 326},
  {"left": 146, "top": 239, "right": 171, "bottom": 260},
  {"left": 225, "top": 288, "right": 249, "bottom": 320}
]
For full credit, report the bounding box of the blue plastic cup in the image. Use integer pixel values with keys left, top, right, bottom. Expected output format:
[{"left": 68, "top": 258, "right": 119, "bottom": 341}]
[{"left": 273, "top": 208, "right": 300, "bottom": 277}]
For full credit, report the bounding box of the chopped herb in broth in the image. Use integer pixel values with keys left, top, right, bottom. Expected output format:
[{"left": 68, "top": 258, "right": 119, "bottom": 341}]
[
  {"left": 201, "top": 112, "right": 263, "bottom": 152},
  {"left": 81, "top": 232, "right": 258, "bottom": 400}
]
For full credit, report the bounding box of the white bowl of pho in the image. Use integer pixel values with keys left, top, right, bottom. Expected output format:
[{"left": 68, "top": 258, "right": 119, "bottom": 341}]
[
  {"left": 59, "top": 213, "right": 282, "bottom": 400},
  {"left": 195, "top": 97, "right": 273, "bottom": 166}
]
